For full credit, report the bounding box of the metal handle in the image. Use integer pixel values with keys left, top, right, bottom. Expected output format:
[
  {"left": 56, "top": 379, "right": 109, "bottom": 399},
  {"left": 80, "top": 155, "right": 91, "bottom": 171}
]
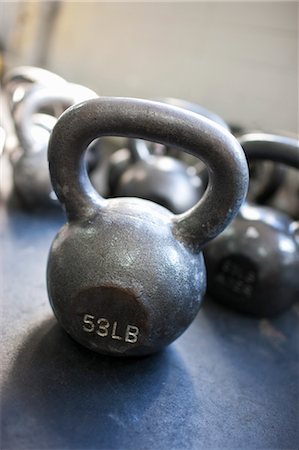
[
  {"left": 2, "top": 66, "right": 67, "bottom": 111},
  {"left": 13, "top": 84, "right": 98, "bottom": 154},
  {"left": 238, "top": 132, "right": 299, "bottom": 169},
  {"left": 48, "top": 97, "right": 249, "bottom": 248}
]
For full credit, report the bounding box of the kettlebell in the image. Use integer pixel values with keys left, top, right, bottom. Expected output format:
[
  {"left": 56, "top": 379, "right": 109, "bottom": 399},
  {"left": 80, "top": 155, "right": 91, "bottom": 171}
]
[
  {"left": 47, "top": 97, "right": 249, "bottom": 356},
  {"left": 12, "top": 83, "right": 98, "bottom": 208},
  {"left": 204, "top": 132, "right": 299, "bottom": 317}
]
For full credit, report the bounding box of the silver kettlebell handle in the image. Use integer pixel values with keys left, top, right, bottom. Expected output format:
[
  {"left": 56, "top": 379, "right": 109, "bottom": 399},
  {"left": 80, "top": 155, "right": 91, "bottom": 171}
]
[{"left": 48, "top": 97, "right": 249, "bottom": 248}]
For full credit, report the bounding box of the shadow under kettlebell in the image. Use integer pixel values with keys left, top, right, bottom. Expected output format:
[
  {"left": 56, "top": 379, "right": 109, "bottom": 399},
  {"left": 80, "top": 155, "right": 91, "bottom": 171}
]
[{"left": 1, "top": 318, "right": 198, "bottom": 450}]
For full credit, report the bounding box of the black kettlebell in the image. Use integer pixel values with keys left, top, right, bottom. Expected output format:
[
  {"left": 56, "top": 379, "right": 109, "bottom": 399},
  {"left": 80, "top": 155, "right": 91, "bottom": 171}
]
[
  {"left": 204, "top": 132, "right": 299, "bottom": 317},
  {"left": 11, "top": 83, "right": 97, "bottom": 207},
  {"left": 47, "top": 97, "right": 248, "bottom": 357}
]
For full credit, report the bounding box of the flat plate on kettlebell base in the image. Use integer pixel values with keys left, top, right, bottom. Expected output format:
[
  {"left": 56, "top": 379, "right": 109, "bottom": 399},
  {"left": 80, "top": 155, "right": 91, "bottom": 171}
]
[{"left": 1, "top": 204, "right": 298, "bottom": 450}]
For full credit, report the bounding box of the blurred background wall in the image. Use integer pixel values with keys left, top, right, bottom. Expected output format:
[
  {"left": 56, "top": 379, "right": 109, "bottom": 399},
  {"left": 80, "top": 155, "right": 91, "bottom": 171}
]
[{"left": 1, "top": 1, "right": 297, "bottom": 133}]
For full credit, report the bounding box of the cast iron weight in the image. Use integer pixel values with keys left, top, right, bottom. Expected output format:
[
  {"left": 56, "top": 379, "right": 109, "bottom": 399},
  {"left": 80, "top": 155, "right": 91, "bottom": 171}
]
[
  {"left": 47, "top": 97, "right": 249, "bottom": 357},
  {"left": 204, "top": 132, "right": 299, "bottom": 317}
]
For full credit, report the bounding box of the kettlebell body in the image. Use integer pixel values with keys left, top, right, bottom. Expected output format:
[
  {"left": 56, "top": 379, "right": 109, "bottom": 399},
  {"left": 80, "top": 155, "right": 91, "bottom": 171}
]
[
  {"left": 48, "top": 198, "right": 206, "bottom": 355},
  {"left": 47, "top": 97, "right": 248, "bottom": 356},
  {"left": 114, "top": 153, "right": 205, "bottom": 214},
  {"left": 205, "top": 204, "right": 299, "bottom": 316},
  {"left": 205, "top": 133, "right": 299, "bottom": 317}
]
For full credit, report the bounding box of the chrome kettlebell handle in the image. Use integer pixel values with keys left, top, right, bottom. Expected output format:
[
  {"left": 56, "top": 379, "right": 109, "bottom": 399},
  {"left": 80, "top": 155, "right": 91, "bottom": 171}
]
[{"left": 48, "top": 97, "right": 249, "bottom": 248}]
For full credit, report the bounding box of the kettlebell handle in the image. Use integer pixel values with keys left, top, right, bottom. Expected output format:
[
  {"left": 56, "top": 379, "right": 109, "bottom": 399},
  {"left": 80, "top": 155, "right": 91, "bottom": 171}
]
[
  {"left": 48, "top": 97, "right": 249, "bottom": 248},
  {"left": 238, "top": 132, "right": 299, "bottom": 169},
  {"left": 3, "top": 66, "right": 67, "bottom": 110},
  {"left": 14, "top": 85, "right": 98, "bottom": 153},
  {"left": 3, "top": 66, "right": 67, "bottom": 88}
]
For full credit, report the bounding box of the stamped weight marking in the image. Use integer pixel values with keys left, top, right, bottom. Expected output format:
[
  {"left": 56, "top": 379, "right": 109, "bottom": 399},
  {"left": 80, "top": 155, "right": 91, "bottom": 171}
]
[
  {"left": 215, "top": 255, "right": 258, "bottom": 299},
  {"left": 82, "top": 314, "right": 139, "bottom": 344}
]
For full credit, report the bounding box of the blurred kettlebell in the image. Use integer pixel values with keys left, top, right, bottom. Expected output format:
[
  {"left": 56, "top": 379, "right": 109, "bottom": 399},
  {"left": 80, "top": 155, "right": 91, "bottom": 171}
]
[
  {"left": 241, "top": 132, "right": 299, "bottom": 219},
  {"left": 204, "top": 132, "right": 299, "bottom": 317},
  {"left": 11, "top": 83, "right": 98, "bottom": 208},
  {"left": 3, "top": 65, "right": 67, "bottom": 115},
  {"left": 47, "top": 97, "right": 248, "bottom": 357},
  {"left": 231, "top": 127, "right": 287, "bottom": 206},
  {"left": 247, "top": 160, "right": 286, "bottom": 204},
  {"left": 267, "top": 167, "right": 299, "bottom": 219},
  {"left": 237, "top": 131, "right": 286, "bottom": 205},
  {"left": 110, "top": 138, "right": 206, "bottom": 213},
  {"left": 108, "top": 98, "right": 228, "bottom": 213}
]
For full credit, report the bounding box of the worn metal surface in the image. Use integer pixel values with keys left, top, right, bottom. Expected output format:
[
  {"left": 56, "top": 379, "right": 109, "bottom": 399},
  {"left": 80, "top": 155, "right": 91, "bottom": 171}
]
[
  {"left": 1, "top": 205, "right": 298, "bottom": 449},
  {"left": 205, "top": 134, "right": 299, "bottom": 316},
  {"left": 47, "top": 97, "right": 248, "bottom": 356}
]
